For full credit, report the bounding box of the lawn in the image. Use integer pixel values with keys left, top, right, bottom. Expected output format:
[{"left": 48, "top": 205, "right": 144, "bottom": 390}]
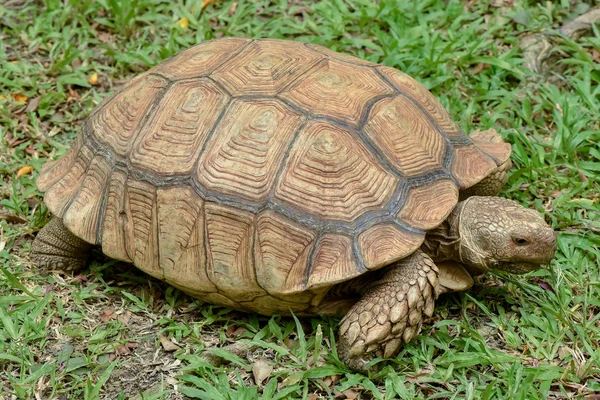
[{"left": 1, "top": 0, "right": 599, "bottom": 398}]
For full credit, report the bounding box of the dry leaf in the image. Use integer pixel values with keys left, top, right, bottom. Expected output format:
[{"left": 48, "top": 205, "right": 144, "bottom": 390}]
[
  {"left": 472, "top": 63, "right": 490, "bottom": 74},
  {"left": 201, "top": 0, "right": 217, "bottom": 10},
  {"left": 117, "top": 311, "right": 132, "bottom": 325},
  {"left": 252, "top": 358, "right": 273, "bottom": 385},
  {"left": 26, "top": 96, "right": 40, "bottom": 112},
  {"left": 115, "top": 341, "right": 138, "bottom": 356},
  {"left": 100, "top": 309, "right": 116, "bottom": 322},
  {"left": 0, "top": 214, "right": 27, "bottom": 224},
  {"left": 177, "top": 17, "right": 189, "bottom": 29},
  {"left": 229, "top": 1, "right": 237, "bottom": 15},
  {"left": 89, "top": 72, "right": 99, "bottom": 85},
  {"left": 13, "top": 93, "right": 28, "bottom": 102},
  {"left": 158, "top": 334, "right": 181, "bottom": 352},
  {"left": 68, "top": 86, "right": 80, "bottom": 99},
  {"left": 342, "top": 389, "right": 359, "bottom": 399},
  {"left": 16, "top": 165, "right": 33, "bottom": 178}
]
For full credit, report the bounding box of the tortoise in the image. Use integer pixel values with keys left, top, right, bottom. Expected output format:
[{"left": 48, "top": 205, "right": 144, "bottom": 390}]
[{"left": 31, "top": 37, "right": 556, "bottom": 371}]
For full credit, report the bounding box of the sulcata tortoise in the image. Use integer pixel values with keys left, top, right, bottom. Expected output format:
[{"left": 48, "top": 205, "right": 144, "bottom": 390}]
[{"left": 31, "top": 38, "right": 556, "bottom": 371}]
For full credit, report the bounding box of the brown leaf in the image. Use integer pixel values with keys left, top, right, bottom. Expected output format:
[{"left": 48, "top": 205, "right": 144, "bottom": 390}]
[
  {"left": 117, "top": 311, "right": 132, "bottom": 325},
  {"left": 115, "top": 341, "right": 138, "bottom": 356},
  {"left": 16, "top": 166, "right": 33, "bottom": 178},
  {"left": 100, "top": 309, "right": 116, "bottom": 322},
  {"left": 25, "top": 96, "right": 40, "bottom": 112},
  {"left": 472, "top": 63, "right": 490, "bottom": 75},
  {"left": 342, "top": 389, "right": 359, "bottom": 399},
  {"left": 158, "top": 334, "right": 181, "bottom": 352},
  {"left": 229, "top": 1, "right": 237, "bottom": 15},
  {"left": 0, "top": 214, "right": 27, "bottom": 224},
  {"left": 68, "top": 86, "right": 80, "bottom": 99},
  {"left": 252, "top": 358, "right": 273, "bottom": 385}
]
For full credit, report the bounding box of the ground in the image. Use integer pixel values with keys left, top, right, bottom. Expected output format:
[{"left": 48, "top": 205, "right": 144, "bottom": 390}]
[{"left": 1, "top": 0, "right": 599, "bottom": 399}]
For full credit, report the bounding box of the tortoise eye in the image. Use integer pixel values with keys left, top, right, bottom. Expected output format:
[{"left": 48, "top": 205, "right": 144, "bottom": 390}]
[{"left": 513, "top": 237, "right": 529, "bottom": 246}]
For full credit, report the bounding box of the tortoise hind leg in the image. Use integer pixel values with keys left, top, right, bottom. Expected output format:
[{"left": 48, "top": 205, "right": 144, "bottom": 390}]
[
  {"left": 30, "top": 218, "right": 92, "bottom": 273},
  {"left": 337, "top": 250, "right": 439, "bottom": 373}
]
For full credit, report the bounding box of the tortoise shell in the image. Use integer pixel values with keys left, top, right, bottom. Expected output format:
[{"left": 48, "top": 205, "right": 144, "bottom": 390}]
[{"left": 37, "top": 38, "right": 508, "bottom": 315}]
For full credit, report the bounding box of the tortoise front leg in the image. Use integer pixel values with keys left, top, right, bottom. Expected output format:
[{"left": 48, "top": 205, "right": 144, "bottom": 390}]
[
  {"left": 30, "top": 218, "right": 92, "bottom": 273},
  {"left": 337, "top": 250, "right": 439, "bottom": 372}
]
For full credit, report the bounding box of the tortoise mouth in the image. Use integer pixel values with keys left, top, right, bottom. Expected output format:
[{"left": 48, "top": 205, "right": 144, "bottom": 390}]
[{"left": 492, "top": 261, "right": 543, "bottom": 275}]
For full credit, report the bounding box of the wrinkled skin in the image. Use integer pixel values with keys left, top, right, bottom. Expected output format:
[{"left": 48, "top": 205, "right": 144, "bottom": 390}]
[{"left": 337, "top": 196, "right": 556, "bottom": 372}]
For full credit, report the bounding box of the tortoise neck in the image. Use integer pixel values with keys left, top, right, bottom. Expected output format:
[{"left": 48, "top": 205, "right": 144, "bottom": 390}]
[{"left": 421, "top": 202, "right": 464, "bottom": 262}]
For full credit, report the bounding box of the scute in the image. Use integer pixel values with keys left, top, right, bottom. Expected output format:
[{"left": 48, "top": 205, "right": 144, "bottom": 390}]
[{"left": 37, "top": 38, "right": 507, "bottom": 304}]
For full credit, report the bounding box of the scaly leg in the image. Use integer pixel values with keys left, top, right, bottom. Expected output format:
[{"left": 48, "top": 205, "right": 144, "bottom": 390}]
[
  {"left": 337, "top": 250, "right": 439, "bottom": 372},
  {"left": 30, "top": 218, "right": 92, "bottom": 272}
]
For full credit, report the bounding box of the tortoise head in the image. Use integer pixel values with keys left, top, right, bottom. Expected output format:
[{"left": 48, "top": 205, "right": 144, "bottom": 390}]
[{"left": 455, "top": 196, "right": 556, "bottom": 274}]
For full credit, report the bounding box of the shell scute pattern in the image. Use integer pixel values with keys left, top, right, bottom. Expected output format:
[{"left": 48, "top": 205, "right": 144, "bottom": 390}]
[{"left": 39, "top": 38, "right": 501, "bottom": 313}]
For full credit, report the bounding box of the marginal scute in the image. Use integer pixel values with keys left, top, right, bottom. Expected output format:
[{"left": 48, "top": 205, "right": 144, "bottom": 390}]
[
  {"left": 130, "top": 79, "right": 229, "bottom": 175},
  {"left": 124, "top": 178, "right": 161, "bottom": 279},
  {"left": 397, "top": 180, "right": 459, "bottom": 231},
  {"left": 358, "top": 223, "right": 424, "bottom": 270},
  {"left": 280, "top": 58, "right": 394, "bottom": 128},
  {"left": 196, "top": 98, "right": 305, "bottom": 202},
  {"left": 152, "top": 37, "right": 250, "bottom": 80},
  {"left": 469, "top": 128, "right": 512, "bottom": 165},
  {"left": 305, "top": 43, "right": 377, "bottom": 66},
  {"left": 101, "top": 170, "right": 130, "bottom": 262},
  {"left": 254, "top": 210, "right": 315, "bottom": 295},
  {"left": 306, "top": 234, "right": 358, "bottom": 290},
  {"left": 37, "top": 135, "right": 83, "bottom": 192},
  {"left": 43, "top": 145, "right": 94, "bottom": 217},
  {"left": 211, "top": 39, "right": 324, "bottom": 96},
  {"left": 205, "top": 203, "right": 266, "bottom": 301},
  {"left": 89, "top": 75, "right": 168, "bottom": 157},
  {"left": 378, "top": 66, "right": 463, "bottom": 138},
  {"left": 274, "top": 120, "right": 397, "bottom": 222},
  {"left": 364, "top": 96, "right": 446, "bottom": 176},
  {"left": 451, "top": 145, "right": 497, "bottom": 189},
  {"left": 63, "top": 154, "right": 113, "bottom": 244},
  {"left": 156, "top": 186, "right": 216, "bottom": 294}
]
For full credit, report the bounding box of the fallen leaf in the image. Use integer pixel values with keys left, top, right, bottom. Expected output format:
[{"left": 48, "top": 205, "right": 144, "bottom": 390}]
[
  {"left": 68, "top": 86, "right": 80, "bottom": 99},
  {"left": 201, "top": 0, "right": 217, "bottom": 10},
  {"left": 16, "top": 165, "right": 33, "bottom": 178},
  {"left": 117, "top": 311, "right": 132, "bottom": 325},
  {"left": 158, "top": 334, "right": 181, "bottom": 352},
  {"left": 0, "top": 214, "right": 27, "bottom": 224},
  {"left": 229, "top": 1, "right": 237, "bottom": 15},
  {"left": 89, "top": 72, "right": 99, "bottom": 86},
  {"left": 177, "top": 17, "right": 189, "bottom": 29},
  {"left": 115, "top": 341, "right": 138, "bottom": 356},
  {"left": 100, "top": 309, "right": 116, "bottom": 322},
  {"left": 472, "top": 63, "right": 490, "bottom": 75},
  {"left": 26, "top": 96, "right": 40, "bottom": 112},
  {"left": 252, "top": 358, "right": 273, "bottom": 385},
  {"left": 13, "top": 93, "right": 28, "bottom": 102},
  {"left": 342, "top": 389, "right": 359, "bottom": 399},
  {"left": 538, "top": 281, "right": 555, "bottom": 292}
]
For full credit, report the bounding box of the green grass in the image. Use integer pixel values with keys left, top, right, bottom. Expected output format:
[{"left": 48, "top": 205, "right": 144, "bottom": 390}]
[{"left": 1, "top": 0, "right": 599, "bottom": 398}]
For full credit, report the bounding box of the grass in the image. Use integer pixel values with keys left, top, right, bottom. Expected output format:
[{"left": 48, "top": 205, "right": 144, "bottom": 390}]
[{"left": 1, "top": 0, "right": 599, "bottom": 398}]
